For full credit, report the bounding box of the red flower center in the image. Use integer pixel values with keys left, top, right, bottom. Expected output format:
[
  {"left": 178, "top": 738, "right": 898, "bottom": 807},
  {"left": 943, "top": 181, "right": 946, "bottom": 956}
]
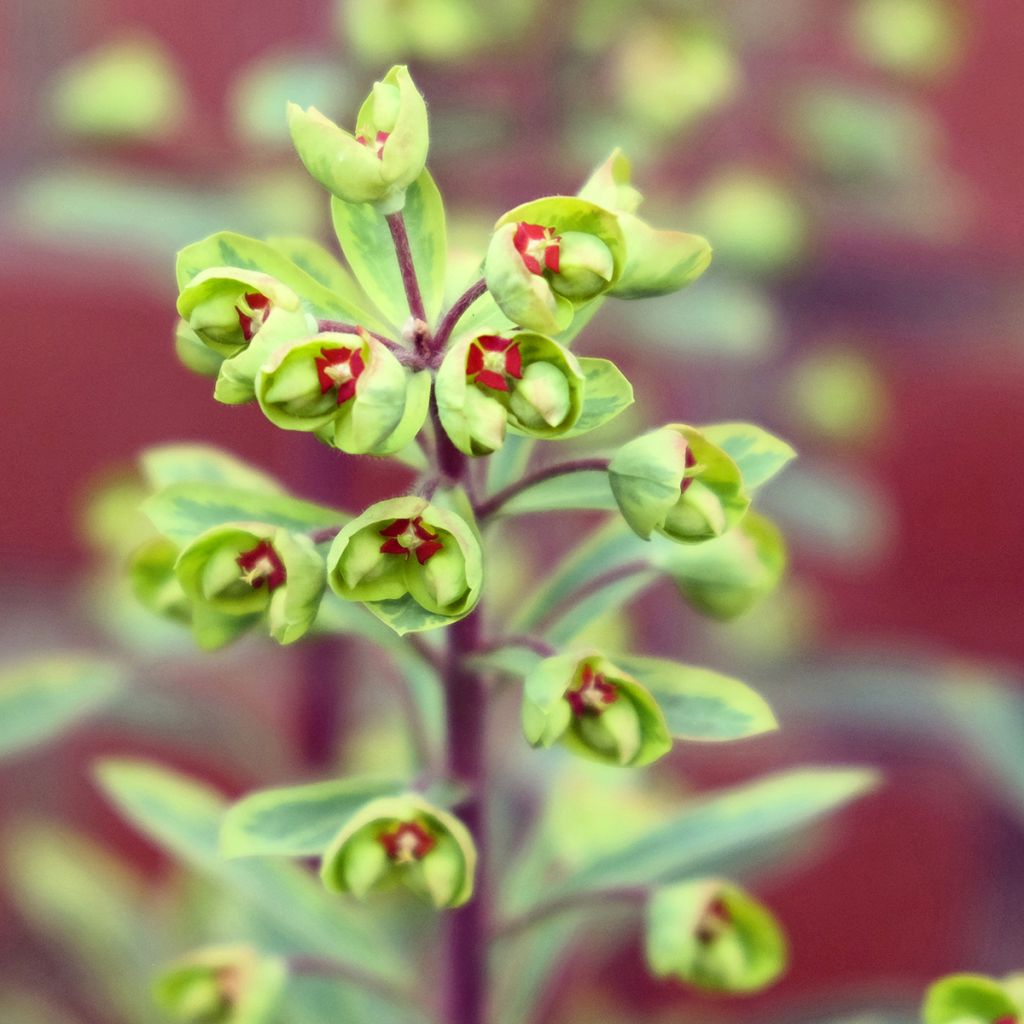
[
  {"left": 466, "top": 335, "right": 523, "bottom": 393},
  {"left": 235, "top": 292, "right": 271, "bottom": 342},
  {"left": 566, "top": 664, "right": 619, "bottom": 717},
  {"left": 356, "top": 130, "right": 390, "bottom": 160},
  {"left": 235, "top": 540, "right": 287, "bottom": 592},
  {"left": 315, "top": 346, "right": 366, "bottom": 404},
  {"left": 379, "top": 516, "right": 444, "bottom": 565},
  {"left": 695, "top": 897, "right": 732, "bottom": 945},
  {"left": 514, "top": 222, "right": 561, "bottom": 275},
  {"left": 378, "top": 821, "right": 436, "bottom": 864}
]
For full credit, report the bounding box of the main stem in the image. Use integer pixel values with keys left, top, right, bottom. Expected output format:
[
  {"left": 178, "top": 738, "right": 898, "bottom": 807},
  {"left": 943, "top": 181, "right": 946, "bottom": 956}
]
[{"left": 442, "top": 609, "right": 488, "bottom": 1024}]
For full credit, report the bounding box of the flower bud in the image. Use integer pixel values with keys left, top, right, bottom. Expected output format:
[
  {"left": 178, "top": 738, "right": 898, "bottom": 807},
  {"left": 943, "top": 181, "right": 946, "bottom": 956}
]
[
  {"left": 327, "top": 497, "right": 483, "bottom": 633},
  {"left": 485, "top": 197, "right": 626, "bottom": 333},
  {"left": 320, "top": 793, "right": 476, "bottom": 908},
  {"left": 255, "top": 330, "right": 429, "bottom": 455},
  {"left": 646, "top": 880, "right": 788, "bottom": 994},
  {"left": 522, "top": 652, "right": 671, "bottom": 767},
  {"left": 175, "top": 525, "right": 326, "bottom": 645},
  {"left": 154, "top": 944, "right": 286, "bottom": 1024},
  {"left": 287, "top": 65, "right": 428, "bottom": 211},
  {"left": 176, "top": 268, "right": 306, "bottom": 358},
  {"left": 609, "top": 424, "right": 750, "bottom": 544},
  {"left": 435, "top": 331, "right": 585, "bottom": 455},
  {"left": 129, "top": 537, "right": 191, "bottom": 624},
  {"left": 924, "top": 974, "right": 1023, "bottom": 1024}
]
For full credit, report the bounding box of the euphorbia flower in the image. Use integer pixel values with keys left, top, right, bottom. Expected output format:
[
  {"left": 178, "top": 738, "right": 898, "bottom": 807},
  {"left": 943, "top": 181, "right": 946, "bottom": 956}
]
[
  {"left": 514, "top": 222, "right": 561, "bottom": 275},
  {"left": 327, "top": 497, "right": 483, "bottom": 634},
  {"left": 256, "top": 331, "right": 430, "bottom": 456},
  {"left": 287, "top": 65, "right": 428, "bottom": 211},
  {"left": 435, "top": 331, "right": 585, "bottom": 455},
  {"left": 320, "top": 793, "right": 477, "bottom": 908},
  {"left": 235, "top": 539, "right": 287, "bottom": 592},
  {"left": 609, "top": 424, "right": 750, "bottom": 544},
  {"left": 522, "top": 652, "right": 672, "bottom": 767}
]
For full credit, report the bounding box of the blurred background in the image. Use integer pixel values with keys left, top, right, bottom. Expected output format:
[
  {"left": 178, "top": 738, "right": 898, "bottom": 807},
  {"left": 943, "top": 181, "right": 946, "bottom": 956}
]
[{"left": 2, "top": 0, "right": 1023, "bottom": 1021}]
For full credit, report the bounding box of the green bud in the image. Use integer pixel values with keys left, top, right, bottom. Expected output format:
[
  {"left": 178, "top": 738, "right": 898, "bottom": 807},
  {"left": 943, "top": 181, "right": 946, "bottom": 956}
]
[
  {"left": 176, "top": 267, "right": 306, "bottom": 357},
  {"left": 646, "top": 880, "right": 788, "bottom": 994},
  {"left": 485, "top": 197, "right": 626, "bottom": 332},
  {"left": 175, "top": 524, "right": 326, "bottom": 645},
  {"left": 154, "top": 944, "right": 286, "bottom": 1024},
  {"left": 174, "top": 319, "right": 224, "bottom": 378},
  {"left": 129, "top": 537, "right": 191, "bottom": 624},
  {"left": 327, "top": 497, "right": 483, "bottom": 633},
  {"left": 287, "top": 65, "right": 428, "bottom": 212},
  {"left": 522, "top": 652, "right": 672, "bottom": 767},
  {"left": 255, "top": 330, "right": 429, "bottom": 455},
  {"left": 320, "top": 793, "right": 476, "bottom": 908},
  {"left": 923, "top": 974, "right": 1022, "bottom": 1024},
  {"left": 435, "top": 331, "right": 585, "bottom": 455},
  {"left": 609, "top": 424, "right": 750, "bottom": 544}
]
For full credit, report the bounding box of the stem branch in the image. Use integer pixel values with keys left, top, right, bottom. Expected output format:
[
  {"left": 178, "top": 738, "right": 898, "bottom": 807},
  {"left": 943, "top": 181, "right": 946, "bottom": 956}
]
[
  {"left": 432, "top": 278, "right": 487, "bottom": 356},
  {"left": 386, "top": 212, "right": 428, "bottom": 326},
  {"left": 287, "top": 955, "right": 419, "bottom": 1008},
  {"left": 476, "top": 458, "right": 610, "bottom": 520}
]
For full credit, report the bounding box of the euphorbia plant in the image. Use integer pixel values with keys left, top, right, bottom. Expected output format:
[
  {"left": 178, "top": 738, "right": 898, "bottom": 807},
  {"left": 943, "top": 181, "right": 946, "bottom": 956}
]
[{"left": 88, "top": 66, "right": 880, "bottom": 1023}]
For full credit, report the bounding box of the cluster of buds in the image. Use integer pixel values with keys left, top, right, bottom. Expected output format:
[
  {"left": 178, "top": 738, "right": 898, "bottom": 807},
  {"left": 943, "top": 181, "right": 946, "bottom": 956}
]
[
  {"left": 522, "top": 652, "right": 672, "bottom": 767},
  {"left": 320, "top": 793, "right": 476, "bottom": 908}
]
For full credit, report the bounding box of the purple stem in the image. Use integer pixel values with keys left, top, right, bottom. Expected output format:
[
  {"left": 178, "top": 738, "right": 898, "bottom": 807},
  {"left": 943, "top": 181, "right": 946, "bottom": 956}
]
[
  {"left": 475, "top": 458, "right": 611, "bottom": 520},
  {"left": 315, "top": 320, "right": 423, "bottom": 368},
  {"left": 431, "top": 278, "right": 488, "bottom": 357},
  {"left": 296, "top": 638, "right": 342, "bottom": 770},
  {"left": 386, "top": 212, "right": 428, "bottom": 326}
]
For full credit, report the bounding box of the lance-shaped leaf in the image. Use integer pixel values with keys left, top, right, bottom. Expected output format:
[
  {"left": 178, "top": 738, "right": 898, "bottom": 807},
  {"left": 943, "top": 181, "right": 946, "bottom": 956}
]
[
  {"left": 140, "top": 444, "right": 285, "bottom": 495},
  {"left": 700, "top": 422, "right": 796, "bottom": 491},
  {"left": 612, "top": 656, "right": 777, "bottom": 741},
  {"left": 646, "top": 879, "right": 788, "bottom": 993},
  {"left": 562, "top": 357, "right": 634, "bottom": 438},
  {"left": 264, "top": 234, "right": 377, "bottom": 317},
  {"left": 490, "top": 470, "right": 617, "bottom": 519},
  {"left": 923, "top": 974, "right": 1023, "bottom": 1024},
  {"left": 0, "top": 656, "right": 125, "bottom": 759},
  {"left": 331, "top": 169, "right": 446, "bottom": 329},
  {"left": 221, "top": 777, "right": 408, "bottom": 859}
]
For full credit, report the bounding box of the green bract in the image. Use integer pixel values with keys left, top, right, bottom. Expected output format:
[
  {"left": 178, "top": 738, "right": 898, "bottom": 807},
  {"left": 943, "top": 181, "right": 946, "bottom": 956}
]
[
  {"left": 176, "top": 267, "right": 310, "bottom": 358},
  {"left": 645, "top": 880, "right": 788, "bottom": 993},
  {"left": 154, "top": 944, "right": 286, "bottom": 1024},
  {"left": 923, "top": 974, "right": 1023, "bottom": 1024},
  {"left": 485, "top": 197, "right": 626, "bottom": 333},
  {"left": 579, "top": 148, "right": 712, "bottom": 299},
  {"left": 129, "top": 537, "right": 191, "bottom": 624},
  {"left": 435, "top": 331, "right": 586, "bottom": 455},
  {"left": 174, "top": 319, "right": 224, "bottom": 378},
  {"left": 522, "top": 652, "right": 672, "bottom": 767},
  {"left": 255, "top": 330, "right": 430, "bottom": 455},
  {"left": 327, "top": 497, "right": 483, "bottom": 634},
  {"left": 320, "top": 793, "right": 476, "bottom": 908},
  {"left": 287, "top": 65, "right": 428, "bottom": 212},
  {"left": 175, "top": 524, "right": 326, "bottom": 647},
  {"left": 609, "top": 424, "right": 750, "bottom": 543}
]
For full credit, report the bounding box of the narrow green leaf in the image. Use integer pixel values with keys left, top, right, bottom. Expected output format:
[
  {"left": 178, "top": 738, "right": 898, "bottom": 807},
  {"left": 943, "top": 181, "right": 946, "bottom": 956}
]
[
  {"left": 613, "top": 656, "right": 777, "bottom": 740},
  {"left": 140, "top": 443, "right": 285, "bottom": 494},
  {"left": 467, "top": 646, "right": 544, "bottom": 680},
  {"left": 221, "top": 777, "right": 406, "bottom": 859},
  {"left": 494, "top": 469, "right": 618, "bottom": 519},
  {"left": 701, "top": 422, "right": 796, "bottom": 490},
  {"left": 331, "top": 169, "right": 446, "bottom": 330},
  {"left": 142, "top": 483, "right": 344, "bottom": 544},
  {"left": 546, "top": 767, "right": 879, "bottom": 897},
  {"left": 546, "top": 569, "right": 660, "bottom": 646},
  {"left": 94, "top": 759, "right": 407, "bottom": 977},
  {"left": 562, "top": 358, "right": 634, "bottom": 438},
  {"left": 0, "top": 656, "right": 125, "bottom": 758}
]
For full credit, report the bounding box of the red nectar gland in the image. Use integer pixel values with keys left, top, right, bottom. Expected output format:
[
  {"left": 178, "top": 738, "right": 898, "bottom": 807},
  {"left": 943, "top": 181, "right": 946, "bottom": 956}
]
[
  {"left": 695, "top": 897, "right": 733, "bottom": 945},
  {"left": 235, "top": 540, "right": 287, "bottom": 592},
  {"left": 315, "top": 346, "right": 366, "bottom": 404},
  {"left": 356, "top": 130, "right": 390, "bottom": 160},
  {"left": 379, "top": 517, "right": 444, "bottom": 565},
  {"left": 514, "top": 222, "right": 561, "bottom": 275},
  {"left": 466, "top": 335, "right": 523, "bottom": 392},
  {"left": 566, "top": 664, "right": 619, "bottom": 717},
  {"left": 680, "top": 445, "right": 698, "bottom": 494},
  {"left": 378, "top": 821, "right": 436, "bottom": 864},
  {"left": 235, "top": 292, "right": 272, "bottom": 342}
]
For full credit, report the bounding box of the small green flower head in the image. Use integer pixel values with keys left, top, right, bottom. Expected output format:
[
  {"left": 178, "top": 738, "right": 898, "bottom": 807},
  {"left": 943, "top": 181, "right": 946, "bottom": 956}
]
[
  {"left": 320, "top": 793, "right": 476, "bottom": 908},
  {"left": 255, "top": 330, "right": 429, "bottom": 455},
  {"left": 154, "top": 944, "right": 286, "bottom": 1024},
  {"left": 609, "top": 424, "right": 750, "bottom": 544},
  {"left": 522, "top": 652, "right": 671, "bottom": 767},
  {"left": 176, "top": 268, "right": 307, "bottom": 357},
  {"left": 287, "top": 65, "right": 428, "bottom": 211},
  {"left": 485, "top": 197, "right": 626, "bottom": 333},
  {"left": 924, "top": 974, "right": 1023, "bottom": 1024},
  {"left": 175, "top": 524, "right": 326, "bottom": 645},
  {"left": 327, "top": 497, "right": 483, "bottom": 633},
  {"left": 646, "top": 880, "right": 788, "bottom": 994},
  {"left": 435, "top": 331, "right": 586, "bottom": 454},
  {"left": 130, "top": 537, "right": 191, "bottom": 624}
]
